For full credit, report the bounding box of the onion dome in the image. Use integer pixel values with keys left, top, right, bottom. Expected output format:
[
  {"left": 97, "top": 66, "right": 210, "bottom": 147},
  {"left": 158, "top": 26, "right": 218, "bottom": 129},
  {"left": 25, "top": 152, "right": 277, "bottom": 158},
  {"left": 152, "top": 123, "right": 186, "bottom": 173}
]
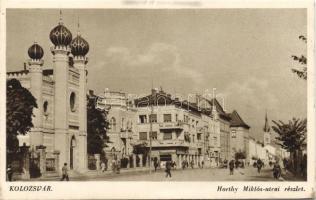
[
  {"left": 28, "top": 42, "right": 44, "bottom": 60},
  {"left": 70, "top": 35, "right": 89, "bottom": 57},
  {"left": 49, "top": 22, "right": 72, "bottom": 47}
]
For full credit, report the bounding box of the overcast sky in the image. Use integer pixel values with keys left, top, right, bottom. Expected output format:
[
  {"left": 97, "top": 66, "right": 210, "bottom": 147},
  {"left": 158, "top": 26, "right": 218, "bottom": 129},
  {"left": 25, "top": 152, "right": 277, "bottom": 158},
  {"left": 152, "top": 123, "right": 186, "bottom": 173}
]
[{"left": 6, "top": 9, "right": 307, "bottom": 141}]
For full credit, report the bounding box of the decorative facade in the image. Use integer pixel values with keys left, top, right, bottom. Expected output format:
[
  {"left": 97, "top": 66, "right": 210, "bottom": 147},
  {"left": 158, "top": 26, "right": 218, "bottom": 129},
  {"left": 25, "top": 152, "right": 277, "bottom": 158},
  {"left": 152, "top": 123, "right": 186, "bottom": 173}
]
[{"left": 7, "top": 15, "right": 89, "bottom": 176}]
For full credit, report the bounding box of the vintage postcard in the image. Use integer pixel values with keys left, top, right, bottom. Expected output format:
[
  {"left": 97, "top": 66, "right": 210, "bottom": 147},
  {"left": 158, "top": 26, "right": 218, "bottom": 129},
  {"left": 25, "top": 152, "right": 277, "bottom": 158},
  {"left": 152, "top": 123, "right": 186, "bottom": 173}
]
[{"left": 0, "top": 0, "right": 315, "bottom": 199}]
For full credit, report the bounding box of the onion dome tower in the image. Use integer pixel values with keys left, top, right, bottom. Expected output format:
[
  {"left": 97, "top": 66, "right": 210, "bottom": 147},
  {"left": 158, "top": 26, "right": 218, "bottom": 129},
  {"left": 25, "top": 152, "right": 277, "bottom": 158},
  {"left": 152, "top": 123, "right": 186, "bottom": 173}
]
[
  {"left": 70, "top": 20, "right": 89, "bottom": 172},
  {"left": 27, "top": 42, "right": 44, "bottom": 147},
  {"left": 49, "top": 16, "right": 72, "bottom": 47},
  {"left": 70, "top": 34, "right": 89, "bottom": 57},
  {"left": 50, "top": 11, "right": 75, "bottom": 172},
  {"left": 28, "top": 42, "right": 44, "bottom": 60}
]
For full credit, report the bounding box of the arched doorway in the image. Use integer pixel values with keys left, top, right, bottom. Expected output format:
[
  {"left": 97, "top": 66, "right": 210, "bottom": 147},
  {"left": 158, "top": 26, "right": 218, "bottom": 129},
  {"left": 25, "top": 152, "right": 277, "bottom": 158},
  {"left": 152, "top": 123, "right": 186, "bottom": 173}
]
[{"left": 70, "top": 136, "right": 76, "bottom": 170}]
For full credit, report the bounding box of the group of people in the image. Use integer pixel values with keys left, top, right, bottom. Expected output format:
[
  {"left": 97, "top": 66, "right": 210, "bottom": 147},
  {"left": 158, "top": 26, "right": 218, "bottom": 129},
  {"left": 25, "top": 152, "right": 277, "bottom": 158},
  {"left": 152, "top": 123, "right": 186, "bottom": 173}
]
[{"left": 228, "top": 159, "right": 264, "bottom": 175}]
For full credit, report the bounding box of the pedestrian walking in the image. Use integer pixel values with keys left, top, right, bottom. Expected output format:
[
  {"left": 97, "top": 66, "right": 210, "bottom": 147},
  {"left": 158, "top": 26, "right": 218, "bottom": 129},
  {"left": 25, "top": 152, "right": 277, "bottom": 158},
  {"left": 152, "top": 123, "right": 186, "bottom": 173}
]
[
  {"left": 154, "top": 160, "right": 159, "bottom": 172},
  {"left": 201, "top": 161, "right": 204, "bottom": 169},
  {"left": 257, "top": 159, "right": 263, "bottom": 173},
  {"left": 229, "top": 160, "right": 235, "bottom": 175},
  {"left": 273, "top": 162, "right": 282, "bottom": 179},
  {"left": 111, "top": 159, "right": 116, "bottom": 173},
  {"left": 101, "top": 161, "right": 106, "bottom": 172},
  {"left": 181, "top": 160, "right": 185, "bottom": 170},
  {"left": 7, "top": 165, "right": 13, "bottom": 181},
  {"left": 165, "top": 161, "right": 172, "bottom": 178},
  {"left": 190, "top": 160, "right": 194, "bottom": 169},
  {"left": 172, "top": 161, "right": 177, "bottom": 170},
  {"left": 116, "top": 160, "right": 121, "bottom": 174},
  {"left": 283, "top": 158, "right": 288, "bottom": 173},
  {"left": 60, "top": 163, "right": 69, "bottom": 181}
]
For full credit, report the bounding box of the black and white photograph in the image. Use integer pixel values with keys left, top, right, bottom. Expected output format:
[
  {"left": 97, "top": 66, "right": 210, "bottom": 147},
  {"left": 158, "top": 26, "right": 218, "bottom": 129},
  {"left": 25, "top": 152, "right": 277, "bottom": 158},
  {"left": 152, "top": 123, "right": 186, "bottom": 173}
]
[{"left": 1, "top": 0, "right": 315, "bottom": 199}]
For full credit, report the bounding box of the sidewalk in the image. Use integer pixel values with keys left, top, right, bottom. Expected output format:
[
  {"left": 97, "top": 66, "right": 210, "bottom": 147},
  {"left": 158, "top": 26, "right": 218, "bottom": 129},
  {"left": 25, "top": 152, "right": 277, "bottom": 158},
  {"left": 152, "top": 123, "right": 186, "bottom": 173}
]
[{"left": 26, "top": 166, "right": 214, "bottom": 181}]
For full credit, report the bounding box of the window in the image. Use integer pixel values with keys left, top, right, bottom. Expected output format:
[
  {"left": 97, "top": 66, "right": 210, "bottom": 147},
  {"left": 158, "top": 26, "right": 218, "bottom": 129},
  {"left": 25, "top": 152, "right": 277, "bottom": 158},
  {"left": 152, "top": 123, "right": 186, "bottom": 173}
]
[
  {"left": 184, "top": 132, "right": 190, "bottom": 143},
  {"left": 163, "top": 114, "right": 172, "bottom": 122},
  {"left": 110, "top": 117, "right": 116, "bottom": 131},
  {"left": 163, "top": 131, "right": 172, "bottom": 140},
  {"left": 70, "top": 92, "right": 76, "bottom": 112},
  {"left": 197, "top": 133, "right": 202, "bottom": 140},
  {"left": 231, "top": 130, "right": 236, "bottom": 138},
  {"left": 139, "top": 115, "right": 147, "bottom": 124},
  {"left": 184, "top": 115, "right": 189, "bottom": 123},
  {"left": 43, "top": 101, "right": 48, "bottom": 115},
  {"left": 149, "top": 114, "right": 157, "bottom": 123},
  {"left": 150, "top": 131, "right": 157, "bottom": 140},
  {"left": 121, "top": 118, "right": 125, "bottom": 130},
  {"left": 139, "top": 132, "right": 147, "bottom": 140},
  {"left": 175, "top": 114, "right": 178, "bottom": 122},
  {"left": 192, "top": 134, "right": 195, "bottom": 143}
]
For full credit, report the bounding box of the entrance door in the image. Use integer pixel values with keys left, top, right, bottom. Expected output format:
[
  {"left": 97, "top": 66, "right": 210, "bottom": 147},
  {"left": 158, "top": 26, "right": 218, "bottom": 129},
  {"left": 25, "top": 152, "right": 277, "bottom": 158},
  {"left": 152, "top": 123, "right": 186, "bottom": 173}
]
[
  {"left": 70, "top": 136, "right": 76, "bottom": 170},
  {"left": 70, "top": 146, "right": 73, "bottom": 169}
]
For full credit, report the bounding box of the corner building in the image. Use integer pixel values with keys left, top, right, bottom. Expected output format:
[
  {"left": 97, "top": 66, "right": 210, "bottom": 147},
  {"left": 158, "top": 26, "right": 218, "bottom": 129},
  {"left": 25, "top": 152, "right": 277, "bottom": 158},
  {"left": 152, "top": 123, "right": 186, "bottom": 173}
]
[{"left": 7, "top": 17, "right": 89, "bottom": 175}]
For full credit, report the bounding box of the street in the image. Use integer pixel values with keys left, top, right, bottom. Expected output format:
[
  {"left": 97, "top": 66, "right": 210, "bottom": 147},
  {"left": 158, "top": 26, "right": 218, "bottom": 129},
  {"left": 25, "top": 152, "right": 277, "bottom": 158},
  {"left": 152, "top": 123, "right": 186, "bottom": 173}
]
[{"left": 62, "top": 166, "right": 302, "bottom": 182}]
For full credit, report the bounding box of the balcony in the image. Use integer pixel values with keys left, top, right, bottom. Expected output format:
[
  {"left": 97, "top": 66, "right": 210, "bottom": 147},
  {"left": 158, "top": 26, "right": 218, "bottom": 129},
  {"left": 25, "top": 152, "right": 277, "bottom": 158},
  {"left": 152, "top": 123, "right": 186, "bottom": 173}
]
[
  {"left": 159, "top": 121, "right": 187, "bottom": 130},
  {"left": 149, "top": 140, "right": 190, "bottom": 148}
]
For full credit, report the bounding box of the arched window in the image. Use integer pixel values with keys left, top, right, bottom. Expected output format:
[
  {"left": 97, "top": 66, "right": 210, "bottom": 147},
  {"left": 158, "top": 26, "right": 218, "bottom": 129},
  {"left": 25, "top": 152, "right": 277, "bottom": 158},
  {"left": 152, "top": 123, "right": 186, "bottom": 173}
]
[
  {"left": 127, "top": 120, "right": 130, "bottom": 129},
  {"left": 43, "top": 101, "right": 49, "bottom": 115},
  {"left": 110, "top": 117, "right": 116, "bottom": 131},
  {"left": 121, "top": 118, "right": 125, "bottom": 130}
]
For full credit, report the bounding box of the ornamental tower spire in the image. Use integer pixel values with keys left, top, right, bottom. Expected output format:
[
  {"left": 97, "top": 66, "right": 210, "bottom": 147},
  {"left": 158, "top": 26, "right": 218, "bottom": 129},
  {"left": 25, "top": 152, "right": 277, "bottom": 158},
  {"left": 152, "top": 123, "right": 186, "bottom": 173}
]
[
  {"left": 263, "top": 110, "right": 271, "bottom": 146},
  {"left": 263, "top": 111, "right": 270, "bottom": 132}
]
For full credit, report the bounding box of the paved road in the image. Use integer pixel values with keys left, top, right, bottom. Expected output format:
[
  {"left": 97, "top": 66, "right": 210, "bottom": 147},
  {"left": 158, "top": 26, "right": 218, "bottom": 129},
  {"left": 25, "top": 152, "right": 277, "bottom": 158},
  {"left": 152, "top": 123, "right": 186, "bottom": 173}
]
[{"left": 68, "top": 166, "right": 301, "bottom": 181}]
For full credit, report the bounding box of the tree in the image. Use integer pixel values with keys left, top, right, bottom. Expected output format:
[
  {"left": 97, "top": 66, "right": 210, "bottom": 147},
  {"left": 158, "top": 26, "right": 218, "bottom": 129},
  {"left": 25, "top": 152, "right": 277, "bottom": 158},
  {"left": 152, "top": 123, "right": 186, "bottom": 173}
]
[
  {"left": 6, "top": 79, "right": 37, "bottom": 154},
  {"left": 87, "top": 95, "right": 109, "bottom": 155},
  {"left": 291, "top": 35, "right": 307, "bottom": 80},
  {"left": 272, "top": 118, "right": 306, "bottom": 172},
  {"left": 272, "top": 118, "right": 307, "bottom": 152}
]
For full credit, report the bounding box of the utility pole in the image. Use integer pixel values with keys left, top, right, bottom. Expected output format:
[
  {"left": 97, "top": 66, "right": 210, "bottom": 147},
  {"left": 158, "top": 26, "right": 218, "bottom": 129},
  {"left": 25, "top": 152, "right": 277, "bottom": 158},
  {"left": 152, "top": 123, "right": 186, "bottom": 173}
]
[{"left": 149, "top": 82, "right": 154, "bottom": 174}]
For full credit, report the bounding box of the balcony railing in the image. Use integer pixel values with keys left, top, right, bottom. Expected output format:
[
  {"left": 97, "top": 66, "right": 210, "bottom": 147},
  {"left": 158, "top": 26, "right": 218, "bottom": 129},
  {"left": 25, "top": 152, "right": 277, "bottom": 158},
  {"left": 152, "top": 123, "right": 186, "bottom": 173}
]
[
  {"left": 159, "top": 121, "right": 187, "bottom": 130},
  {"left": 149, "top": 140, "right": 190, "bottom": 148}
]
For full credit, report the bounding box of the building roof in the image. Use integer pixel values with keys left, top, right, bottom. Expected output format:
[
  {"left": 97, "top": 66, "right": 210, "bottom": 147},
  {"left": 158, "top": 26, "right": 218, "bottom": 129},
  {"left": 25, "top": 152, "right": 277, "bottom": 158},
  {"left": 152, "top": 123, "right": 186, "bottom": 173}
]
[
  {"left": 228, "top": 110, "right": 250, "bottom": 129},
  {"left": 202, "top": 98, "right": 231, "bottom": 121},
  {"left": 134, "top": 89, "right": 201, "bottom": 114}
]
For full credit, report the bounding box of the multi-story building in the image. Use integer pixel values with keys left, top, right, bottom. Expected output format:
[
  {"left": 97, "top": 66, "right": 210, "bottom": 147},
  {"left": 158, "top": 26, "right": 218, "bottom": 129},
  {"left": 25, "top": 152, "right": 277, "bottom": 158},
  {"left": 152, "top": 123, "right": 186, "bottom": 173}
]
[
  {"left": 7, "top": 15, "right": 89, "bottom": 177},
  {"left": 228, "top": 110, "right": 250, "bottom": 161},
  {"left": 98, "top": 90, "right": 137, "bottom": 165},
  {"left": 94, "top": 88, "right": 252, "bottom": 169},
  {"left": 197, "top": 96, "right": 231, "bottom": 163},
  {"left": 133, "top": 89, "right": 221, "bottom": 168}
]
